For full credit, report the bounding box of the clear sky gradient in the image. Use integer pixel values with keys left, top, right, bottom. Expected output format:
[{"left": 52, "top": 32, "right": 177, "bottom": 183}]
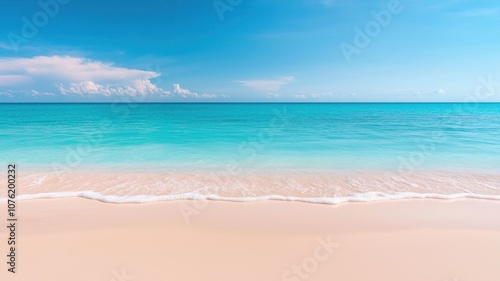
[{"left": 1, "top": 0, "right": 499, "bottom": 102}]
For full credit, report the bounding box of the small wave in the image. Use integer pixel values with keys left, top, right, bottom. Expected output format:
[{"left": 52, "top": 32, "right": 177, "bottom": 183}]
[{"left": 2, "top": 191, "right": 500, "bottom": 204}]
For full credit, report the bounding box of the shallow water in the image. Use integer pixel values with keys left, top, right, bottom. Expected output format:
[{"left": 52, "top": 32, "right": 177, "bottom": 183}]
[{"left": 1, "top": 103, "right": 499, "bottom": 203}]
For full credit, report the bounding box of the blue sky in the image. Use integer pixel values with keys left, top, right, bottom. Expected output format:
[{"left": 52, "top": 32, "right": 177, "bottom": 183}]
[{"left": 0, "top": 0, "right": 499, "bottom": 102}]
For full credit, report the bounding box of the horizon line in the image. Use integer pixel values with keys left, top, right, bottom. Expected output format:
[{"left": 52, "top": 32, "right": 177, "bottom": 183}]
[{"left": 1, "top": 101, "right": 500, "bottom": 105}]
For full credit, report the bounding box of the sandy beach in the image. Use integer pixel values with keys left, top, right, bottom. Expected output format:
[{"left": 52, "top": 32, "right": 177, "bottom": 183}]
[{"left": 1, "top": 198, "right": 500, "bottom": 281}]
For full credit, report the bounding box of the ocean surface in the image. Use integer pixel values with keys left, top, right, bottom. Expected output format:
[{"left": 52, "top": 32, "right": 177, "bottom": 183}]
[{"left": 1, "top": 103, "right": 499, "bottom": 203}]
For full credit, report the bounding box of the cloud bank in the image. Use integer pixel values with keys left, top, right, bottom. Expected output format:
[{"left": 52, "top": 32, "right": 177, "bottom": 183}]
[
  {"left": 0, "top": 56, "right": 221, "bottom": 99},
  {"left": 237, "top": 76, "right": 294, "bottom": 92},
  {"left": 59, "top": 80, "right": 170, "bottom": 97},
  {"left": 0, "top": 56, "right": 158, "bottom": 83}
]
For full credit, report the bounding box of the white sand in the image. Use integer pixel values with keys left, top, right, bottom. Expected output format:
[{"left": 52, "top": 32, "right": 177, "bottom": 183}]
[{"left": 1, "top": 198, "right": 500, "bottom": 280}]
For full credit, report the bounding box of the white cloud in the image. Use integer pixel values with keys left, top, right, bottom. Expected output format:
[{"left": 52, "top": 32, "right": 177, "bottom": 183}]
[
  {"left": 173, "top": 83, "right": 191, "bottom": 95},
  {"left": 29, "top": 90, "right": 56, "bottom": 96},
  {"left": 0, "top": 91, "right": 14, "bottom": 97},
  {"left": 293, "top": 92, "right": 335, "bottom": 99},
  {"left": 237, "top": 76, "right": 294, "bottom": 92},
  {"left": 173, "top": 83, "right": 217, "bottom": 99},
  {"left": 397, "top": 87, "right": 446, "bottom": 97},
  {"left": 432, "top": 88, "right": 446, "bottom": 95},
  {"left": 311, "top": 92, "right": 335, "bottom": 98},
  {"left": 0, "top": 56, "right": 158, "bottom": 84},
  {"left": 342, "top": 93, "right": 357, "bottom": 97},
  {"left": 0, "top": 89, "right": 55, "bottom": 97},
  {"left": 59, "top": 79, "right": 170, "bottom": 97},
  {"left": 266, "top": 93, "right": 282, "bottom": 99}
]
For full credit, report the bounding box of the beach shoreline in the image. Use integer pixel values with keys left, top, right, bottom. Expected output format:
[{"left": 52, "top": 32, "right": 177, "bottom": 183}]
[
  {"left": 2, "top": 169, "right": 500, "bottom": 204},
  {"left": 1, "top": 198, "right": 500, "bottom": 281}
]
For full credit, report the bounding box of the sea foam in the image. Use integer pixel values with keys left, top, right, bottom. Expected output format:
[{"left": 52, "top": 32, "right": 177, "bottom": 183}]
[{"left": 3, "top": 191, "right": 500, "bottom": 205}]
